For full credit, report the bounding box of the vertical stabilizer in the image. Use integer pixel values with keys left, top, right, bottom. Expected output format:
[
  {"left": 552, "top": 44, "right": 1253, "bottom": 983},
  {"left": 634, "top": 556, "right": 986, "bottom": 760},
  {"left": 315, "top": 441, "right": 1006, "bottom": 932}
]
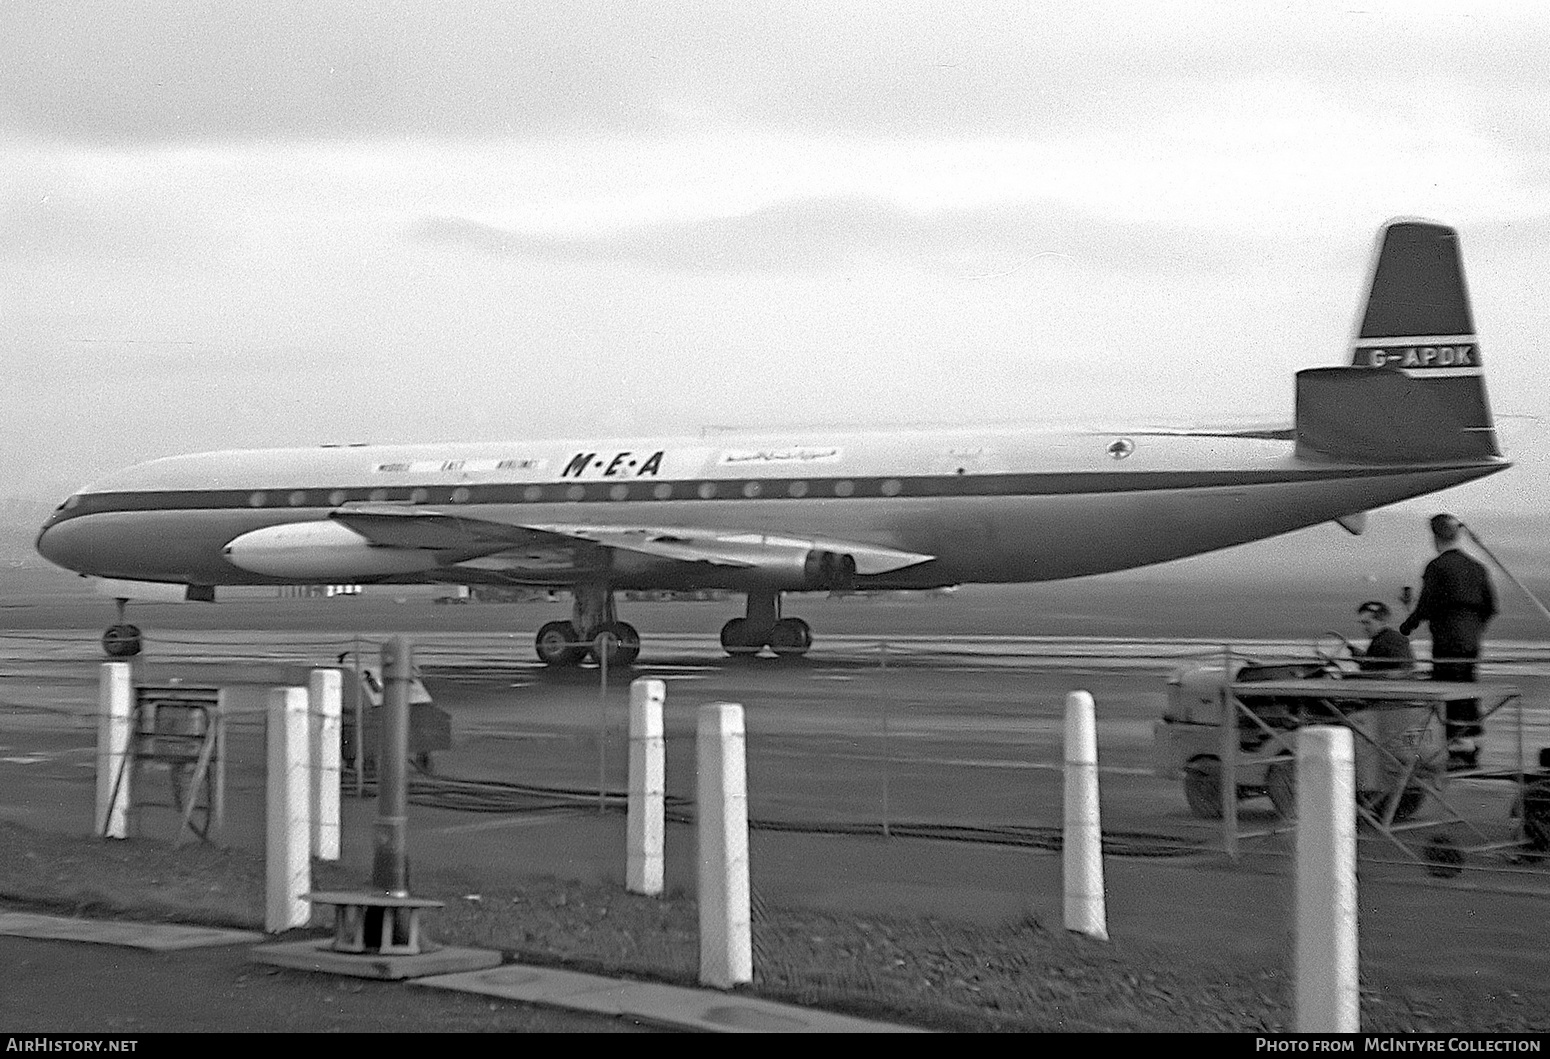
[
  {"left": 1348, "top": 220, "right": 1498, "bottom": 455},
  {"left": 1295, "top": 221, "right": 1501, "bottom": 463}
]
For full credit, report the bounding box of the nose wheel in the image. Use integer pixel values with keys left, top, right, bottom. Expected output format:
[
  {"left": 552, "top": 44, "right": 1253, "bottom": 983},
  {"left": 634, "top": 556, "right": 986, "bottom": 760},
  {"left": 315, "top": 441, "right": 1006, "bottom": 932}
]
[
  {"left": 102, "top": 623, "right": 143, "bottom": 658},
  {"left": 102, "top": 597, "right": 142, "bottom": 658}
]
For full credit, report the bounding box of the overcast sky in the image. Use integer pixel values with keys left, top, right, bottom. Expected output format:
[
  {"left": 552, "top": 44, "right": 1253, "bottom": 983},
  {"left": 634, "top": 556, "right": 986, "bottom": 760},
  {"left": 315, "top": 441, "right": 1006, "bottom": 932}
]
[{"left": 3, "top": 0, "right": 1548, "bottom": 533}]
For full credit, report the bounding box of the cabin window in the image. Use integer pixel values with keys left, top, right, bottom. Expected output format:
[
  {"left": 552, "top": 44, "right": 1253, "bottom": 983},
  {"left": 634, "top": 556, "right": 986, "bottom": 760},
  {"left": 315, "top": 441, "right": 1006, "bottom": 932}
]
[
  {"left": 523, "top": 486, "right": 543, "bottom": 502},
  {"left": 248, "top": 491, "right": 268, "bottom": 507},
  {"left": 787, "top": 481, "right": 808, "bottom": 498},
  {"left": 288, "top": 490, "right": 307, "bottom": 506},
  {"left": 742, "top": 481, "right": 761, "bottom": 498},
  {"left": 881, "top": 479, "right": 903, "bottom": 496},
  {"left": 451, "top": 487, "right": 471, "bottom": 503},
  {"left": 697, "top": 482, "right": 717, "bottom": 499},
  {"left": 610, "top": 484, "right": 629, "bottom": 501},
  {"left": 653, "top": 483, "right": 673, "bottom": 500},
  {"left": 410, "top": 488, "right": 429, "bottom": 504},
  {"left": 328, "top": 490, "right": 347, "bottom": 505},
  {"left": 369, "top": 488, "right": 388, "bottom": 502},
  {"left": 833, "top": 480, "right": 855, "bottom": 497},
  {"left": 566, "top": 485, "right": 586, "bottom": 501}
]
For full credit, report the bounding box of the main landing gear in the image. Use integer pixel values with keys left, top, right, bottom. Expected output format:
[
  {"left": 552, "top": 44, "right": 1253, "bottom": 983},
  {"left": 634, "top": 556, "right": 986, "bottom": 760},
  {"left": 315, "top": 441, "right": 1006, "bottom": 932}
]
[
  {"left": 534, "top": 583, "right": 640, "bottom": 669},
  {"left": 533, "top": 587, "right": 817, "bottom": 668},
  {"left": 102, "top": 597, "right": 143, "bottom": 658},
  {"left": 719, "top": 591, "right": 812, "bottom": 660}
]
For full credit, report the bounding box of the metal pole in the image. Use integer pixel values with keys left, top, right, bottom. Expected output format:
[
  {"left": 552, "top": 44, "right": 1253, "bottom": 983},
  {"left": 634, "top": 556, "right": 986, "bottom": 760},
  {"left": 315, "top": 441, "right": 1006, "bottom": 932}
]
[
  {"left": 1222, "top": 644, "right": 1239, "bottom": 861},
  {"left": 1463, "top": 524, "right": 1550, "bottom": 626},
  {"left": 373, "top": 636, "right": 411, "bottom": 897},
  {"left": 598, "top": 633, "right": 611, "bottom": 815},
  {"left": 880, "top": 642, "right": 891, "bottom": 840},
  {"left": 1518, "top": 694, "right": 1526, "bottom": 816},
  {"left": 351, "top": 635, "right": 363, "bottom": 798},
  {"left": 212, "top": 692, "right": 227, "bottom": 843}
]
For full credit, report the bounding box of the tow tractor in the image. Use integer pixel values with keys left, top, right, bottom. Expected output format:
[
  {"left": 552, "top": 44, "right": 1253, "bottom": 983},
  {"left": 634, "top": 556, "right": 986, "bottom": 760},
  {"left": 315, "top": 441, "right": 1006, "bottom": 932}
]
[{"left": 1152, "top": 644, "right": 1550, "bottom": 865}]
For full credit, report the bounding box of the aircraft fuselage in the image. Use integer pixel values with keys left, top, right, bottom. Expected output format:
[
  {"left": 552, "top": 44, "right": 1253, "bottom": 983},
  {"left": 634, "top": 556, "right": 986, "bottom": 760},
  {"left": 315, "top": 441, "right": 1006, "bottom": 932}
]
[{"left": 35, "top": 427, "right": 1506, "bottom": 591}]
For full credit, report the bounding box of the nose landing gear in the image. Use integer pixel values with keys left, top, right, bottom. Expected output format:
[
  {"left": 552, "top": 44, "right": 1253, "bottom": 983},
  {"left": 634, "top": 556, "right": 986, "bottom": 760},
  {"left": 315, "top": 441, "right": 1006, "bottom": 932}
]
[{"left": 102, "top": 597, "right": 142, "bottom": 658}]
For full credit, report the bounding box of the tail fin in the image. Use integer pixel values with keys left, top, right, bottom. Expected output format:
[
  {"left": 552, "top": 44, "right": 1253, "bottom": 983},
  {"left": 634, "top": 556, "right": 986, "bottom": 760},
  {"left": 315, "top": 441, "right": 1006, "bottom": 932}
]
[{"left": 1295, "top": 220, "right": 1501, "bottom": 463}]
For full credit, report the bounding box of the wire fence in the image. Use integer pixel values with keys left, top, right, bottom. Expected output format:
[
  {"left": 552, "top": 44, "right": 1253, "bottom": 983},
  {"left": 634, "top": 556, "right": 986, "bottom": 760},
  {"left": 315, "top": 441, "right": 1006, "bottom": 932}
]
[
  {"left": 9, "top": 627, "right": 1546, "bottom": 879},
  {"left": 6, "top": 628, "right": 1550, "bottom": 1029}
]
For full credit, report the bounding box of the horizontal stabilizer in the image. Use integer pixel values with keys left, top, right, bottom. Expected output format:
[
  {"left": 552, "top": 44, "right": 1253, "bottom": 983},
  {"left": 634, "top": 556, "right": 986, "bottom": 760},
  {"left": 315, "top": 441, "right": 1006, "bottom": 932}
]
[{"left": 1295, "top": 367, "right": 1499, "bottom": 463}]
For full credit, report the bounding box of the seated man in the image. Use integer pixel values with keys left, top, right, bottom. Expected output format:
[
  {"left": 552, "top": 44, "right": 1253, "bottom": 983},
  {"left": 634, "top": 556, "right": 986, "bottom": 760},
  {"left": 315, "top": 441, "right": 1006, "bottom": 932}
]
[{"left": 1352, "top": 600, "right": 1416, "bottom": 678}]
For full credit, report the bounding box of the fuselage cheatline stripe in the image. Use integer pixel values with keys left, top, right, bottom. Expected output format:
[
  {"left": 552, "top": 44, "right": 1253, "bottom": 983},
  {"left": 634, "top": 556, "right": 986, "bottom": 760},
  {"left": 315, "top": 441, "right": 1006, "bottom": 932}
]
[{"left": 47, "top": 463, "right": 1478, "bottom": 525}]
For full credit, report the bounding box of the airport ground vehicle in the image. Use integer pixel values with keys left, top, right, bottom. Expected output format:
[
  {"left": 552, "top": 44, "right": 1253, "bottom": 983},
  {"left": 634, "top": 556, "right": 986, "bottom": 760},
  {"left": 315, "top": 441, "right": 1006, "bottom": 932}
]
[
  {"left": 1152, "top": 655, "right": 1448, "bottom": 822},
  {"left": 1153, "top": 652, "right": 1550, "bottom": 870}
]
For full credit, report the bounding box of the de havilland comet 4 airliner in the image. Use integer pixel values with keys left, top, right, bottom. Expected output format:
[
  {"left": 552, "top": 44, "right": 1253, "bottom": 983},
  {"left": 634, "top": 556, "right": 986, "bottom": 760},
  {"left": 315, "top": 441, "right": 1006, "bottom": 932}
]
[{"left": 36, "top": 220, "right": 1508, "bottom": 666}]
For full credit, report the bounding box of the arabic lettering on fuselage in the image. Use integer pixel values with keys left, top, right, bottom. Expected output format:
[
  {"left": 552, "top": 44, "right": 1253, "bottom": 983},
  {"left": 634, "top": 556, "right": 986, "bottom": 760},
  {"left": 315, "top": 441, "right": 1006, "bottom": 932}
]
[{"left": 718, "top": 447, "right": 842, "bottom": 465}]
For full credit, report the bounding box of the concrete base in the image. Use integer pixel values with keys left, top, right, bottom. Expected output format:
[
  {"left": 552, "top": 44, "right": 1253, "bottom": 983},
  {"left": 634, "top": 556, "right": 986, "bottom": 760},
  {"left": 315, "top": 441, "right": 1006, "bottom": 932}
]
[
  {"left": 413, "top": 964, "right": 923, "bottom": 1033},
  {"left": 251, "top": 936, "right": 502, "bottom": 980},
  {"left": 0, "top": 912, "right": 263, "bottom": 951}
]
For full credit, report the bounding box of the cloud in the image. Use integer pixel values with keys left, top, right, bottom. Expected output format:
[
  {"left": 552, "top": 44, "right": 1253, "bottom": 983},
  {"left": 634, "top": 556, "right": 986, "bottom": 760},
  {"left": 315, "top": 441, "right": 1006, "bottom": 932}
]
[
  {"left": 5, "top": 2, "right": 1547, "bottom": 144},
  {"left": 408, "top": 195, "right": 1269, "bottom": 275}
]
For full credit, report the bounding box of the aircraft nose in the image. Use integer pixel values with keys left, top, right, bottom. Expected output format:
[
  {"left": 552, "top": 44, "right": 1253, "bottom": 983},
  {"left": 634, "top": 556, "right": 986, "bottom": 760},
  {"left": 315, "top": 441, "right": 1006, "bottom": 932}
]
[
  {"left": 35, "top": 502, "right": 90, "bottom": 573},
  {"left": 35, "top": 522, "right": 65, "bottom": 569}
]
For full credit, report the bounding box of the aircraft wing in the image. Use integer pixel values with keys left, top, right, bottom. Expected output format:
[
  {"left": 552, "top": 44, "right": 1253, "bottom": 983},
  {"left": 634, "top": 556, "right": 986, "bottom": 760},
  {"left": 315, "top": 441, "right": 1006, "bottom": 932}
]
[
  {"left": 329, "top": 506, "right": 934, "bottom": 576},
  {"left": 527, "top": 523, "right": 935, "bottom": 575},
  {"left": 330, "top": 504, "right": 542, "bottom": 552}
]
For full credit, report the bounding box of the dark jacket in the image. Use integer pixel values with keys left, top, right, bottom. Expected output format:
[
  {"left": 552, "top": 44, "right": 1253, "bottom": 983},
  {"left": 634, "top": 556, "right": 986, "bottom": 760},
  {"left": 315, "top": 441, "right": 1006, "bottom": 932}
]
[
  {"left": 1356, "top": 627, "right": 1415, "bottom": 676},
  {"left": 1399, "top": 548, "right": 1497, "bottom": 657}
]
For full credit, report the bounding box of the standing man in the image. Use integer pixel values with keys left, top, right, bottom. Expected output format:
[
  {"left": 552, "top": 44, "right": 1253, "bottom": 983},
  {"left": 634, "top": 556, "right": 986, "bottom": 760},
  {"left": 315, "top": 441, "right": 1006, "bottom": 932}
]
[{"left": 1399, "top": 513, "right": 1497, "bottom": 766}]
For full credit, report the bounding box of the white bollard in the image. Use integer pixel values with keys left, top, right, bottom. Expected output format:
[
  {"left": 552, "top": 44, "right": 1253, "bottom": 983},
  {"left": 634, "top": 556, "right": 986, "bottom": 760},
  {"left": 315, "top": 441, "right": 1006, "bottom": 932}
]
[
  {"left": 95, "top": 663, "right": 134, "bottom": 839},
  {"left": 265, "top": 686, "right": 312, "bottom": 933},
  {"left": 1063, "top": 690, "right": 1108, "bottom": 940},
  {"left": 1296, "top": 726, "right": 1359, "bottom": 1033},
  {"left": 309, "top": 669, "right": 342, "bottom": 862},
  {"left": 697, "top": 702, "right": 752, "bottom": 988},
  {"left": 627, "top": 678, "right": 666, "bottom": 896}
]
